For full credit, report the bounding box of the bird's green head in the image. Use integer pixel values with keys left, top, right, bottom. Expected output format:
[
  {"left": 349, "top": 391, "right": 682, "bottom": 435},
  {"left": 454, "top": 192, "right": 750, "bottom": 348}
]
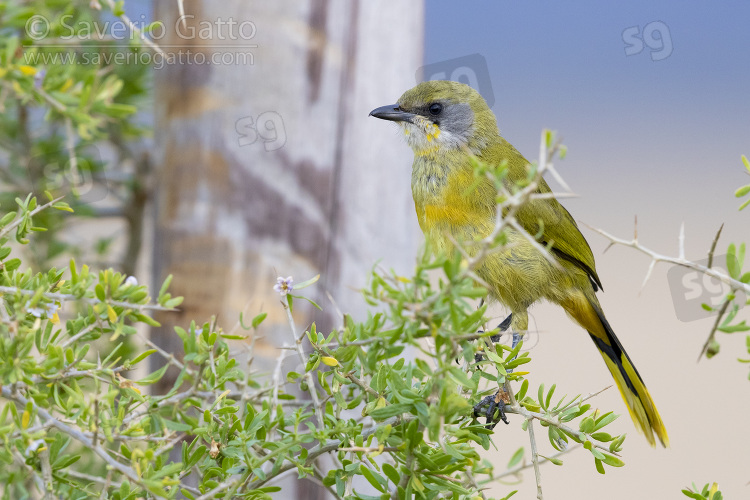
[{"left": 369, "top": 80, "right": 499, "bottom": 156}]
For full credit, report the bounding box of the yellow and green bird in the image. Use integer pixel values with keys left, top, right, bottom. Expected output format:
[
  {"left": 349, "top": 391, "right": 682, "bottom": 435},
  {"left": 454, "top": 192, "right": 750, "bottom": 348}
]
[{"left": 369, "top": 80, "right": 668, "bottom": 447}]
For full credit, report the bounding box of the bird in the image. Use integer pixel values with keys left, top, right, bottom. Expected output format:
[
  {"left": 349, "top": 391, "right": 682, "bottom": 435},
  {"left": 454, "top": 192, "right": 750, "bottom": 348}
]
[{"left": 369, "top": 80, "right": 668, "bottom": 447}]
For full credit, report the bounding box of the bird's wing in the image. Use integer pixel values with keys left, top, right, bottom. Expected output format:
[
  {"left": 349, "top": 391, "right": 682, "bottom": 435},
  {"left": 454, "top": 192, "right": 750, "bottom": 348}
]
[{"left": 492, "top": 141, "right": 603, "bottom": 290}]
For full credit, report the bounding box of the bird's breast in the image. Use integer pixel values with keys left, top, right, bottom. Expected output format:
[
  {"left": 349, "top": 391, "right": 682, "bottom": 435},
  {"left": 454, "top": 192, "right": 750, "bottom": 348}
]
[{"left": 411, "top": 156, "right": 495, "bottom": 254}]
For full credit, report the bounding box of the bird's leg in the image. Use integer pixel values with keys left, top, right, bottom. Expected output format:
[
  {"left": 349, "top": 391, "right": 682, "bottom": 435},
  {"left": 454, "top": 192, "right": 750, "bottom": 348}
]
[
  {"left": 474, "top": 312, "right": 513, "bottom": 363},
  {"left": 472, "top": 311, "right": 527, "bottom": 428},
  {"left": 490, "top": 312, "right": 514, "bottom": 342}
]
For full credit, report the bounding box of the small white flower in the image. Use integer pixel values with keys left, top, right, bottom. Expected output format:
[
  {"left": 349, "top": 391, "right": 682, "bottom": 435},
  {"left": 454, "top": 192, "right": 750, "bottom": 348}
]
[
  {"left": 45, "top": 301, "right": 60, "bottom": 317},
  {"left": 273, "top": 276, "right": 294, "bottom": 296},
  {"left": 25, "top": 439, "right": 44, "bottom": 455},
  {"left": 26, "top": 301, "right": 59, "bottom": 319},
  {"left": 124, "top": 276, "right": 138, "bottom": 287},
  {"left": 27, "top": 306, "right": 45, "bottom": 318}
]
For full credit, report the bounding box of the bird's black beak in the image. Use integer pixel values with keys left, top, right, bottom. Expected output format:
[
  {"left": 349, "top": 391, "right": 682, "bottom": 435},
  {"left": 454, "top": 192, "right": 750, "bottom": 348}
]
[{"left": 369, "top": 104, "right": 415, "bottom": 123}]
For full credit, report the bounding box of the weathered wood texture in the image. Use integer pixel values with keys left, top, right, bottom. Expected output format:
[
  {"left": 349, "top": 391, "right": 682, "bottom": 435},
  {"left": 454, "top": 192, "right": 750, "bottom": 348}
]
[{"left": 151, "top": 0, "right": 423, "bottom": 410}]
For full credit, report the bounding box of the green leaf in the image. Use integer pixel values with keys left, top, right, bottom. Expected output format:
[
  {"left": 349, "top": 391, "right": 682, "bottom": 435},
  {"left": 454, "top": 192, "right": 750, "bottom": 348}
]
[
  {"left": 52, "top": 454, "right": 80, "bottom": 470},
  {"left": 129, "top": 349, "right": 157, "bottom": 366},
  {"left": 545, "top": 384, "right": 556, "bottom": 410},
  {"left": 505, "top": 357, "right": 530, "bottom": 369},
  {"left": 540, "top": 454, "right": 563, "bottom": 466},
  {"left": 727, "top": 250, "right": 740, "bottom": 279},
  {"left": 113, "top": 0, "right": 125, "bottom": 16},
  {"left": 591, "top": 432, "right": 613, "bottom": 442},
  {"left": 53, "top": 202, "right": 74, "bottom": 212},
  {"left": 382, "top": 463, "right": 400, "bottom": 485},
  {"left": 0, "top": 211, "right": 16, "bottom": 227},
  {"left": 600, "top": 452, "right": 624, "bottom": 467},
  {"left": 717, "top": 321, "right": 750, "bottom": 333},
  {"left": 507, "top": 446, "right": 524, "bottom": 468},
  {"left": 252, "top": 312, "right": 267, "bottom": 328},
  {"left": 294, "top": 274, "right": 320, "bottom": 289},
  {"left": 95, "top": 284, "right": 106, "bottom": 301},
  {"left": 292, "top": 294, "right": 322, "bottom": 310},
  {"left": 368, "top": 403, "right": 411, "bottom": 420},
  {"left": 448, "top": 366, "right": 475, "bottom": 390},
  {"left": 159, "top": 274, "right": 173, "bottom": 298},
  {"left": 3, "top": 258, "right": 20, "bottom": 272},
  {"left": 359, "top": 465, "right": 386, "bottom": 492},
  {"left": 537, "top": 383, "right": 545, "bottom": 409},
  {"left": 594, "top": 458, "right": 605, "bottom": 474},
  {"left": 593, "top": 411, "right": 618, "bottom": 431},
  {"left": 143, "top": 21, "right": 164, "bottom": 33},
  {"left": 516, "top": 379, "right": 529, "bottom": 400},
  {"left": 163, "top": 419, "right": 192, "bottom": 432},
  {"left": 136, "top": 363, "right": 169, "bottom": 385},
  {"left": 681, "top": 490, "right": 704, "bottom": 500},
  {"left": 133, "top": 313, "right": 161, "bottom": 327}
]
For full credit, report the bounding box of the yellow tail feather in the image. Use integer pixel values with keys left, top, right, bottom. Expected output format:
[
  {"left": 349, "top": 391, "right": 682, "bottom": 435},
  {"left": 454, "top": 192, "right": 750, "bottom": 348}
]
[
  {"left": 600, "top": 353, "right": 669, "bottom": 447},
  {"left": 562, "top": 292, "right": 669, "bottom": 447}
]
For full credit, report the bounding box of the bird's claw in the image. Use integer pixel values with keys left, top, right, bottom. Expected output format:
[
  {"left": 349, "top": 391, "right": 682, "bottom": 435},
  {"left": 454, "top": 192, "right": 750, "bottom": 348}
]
[{"left": 473, "top": 390, "right": 510, "bottom": 429}]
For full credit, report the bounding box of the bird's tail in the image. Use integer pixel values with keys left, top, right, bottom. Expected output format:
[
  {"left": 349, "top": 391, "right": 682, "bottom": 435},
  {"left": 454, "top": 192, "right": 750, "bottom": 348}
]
[{"left": 561, "top": 291, "right": 669, "bottom": 447}]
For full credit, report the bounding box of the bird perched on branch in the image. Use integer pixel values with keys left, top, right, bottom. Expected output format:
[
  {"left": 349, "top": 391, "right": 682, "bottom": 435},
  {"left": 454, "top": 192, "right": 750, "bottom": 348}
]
[{"left": 369, "top": 80, "right": 668, "bottom": 447}]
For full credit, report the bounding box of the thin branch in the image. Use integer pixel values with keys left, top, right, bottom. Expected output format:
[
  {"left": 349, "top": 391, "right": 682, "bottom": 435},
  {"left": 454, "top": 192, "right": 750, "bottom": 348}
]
[
  {"left": 31, "top": 364, "right": 129, "bottom": 385},
  {"left": 464, "top": 469, "right": 486, "bottom": 499},
  {"left": 527, "top": 418, "right": 543, "bottom": 500},
  {"left": 62, "top": 468, "right": 120, "bottom": 489},
  {"left": 344, "top": 371, "right": 380, "bottom": 399},
  {"left": 98, "top": 470, "right": 113, "bottom": 500},
  {"left": 0, "top": 284, "right": 176, "bottom": 313},
  {"left": 59, "top": 322, "right": 99, "bottom": 349},
  {"left": 270, "top": 346, "right": 288, "bottom": 412},
  {"left": 136, "top": 332, "right": 191, "bottom": 373},
  {"left": 2, "top": 387, "right": 155, "bottom": 492},
  {"left": 339, "top": 446, "right": 399, "bottom": 453},
  {"left": 491, "top": 445, "right": 581, "bottom": 481},
  {"left": 0, "top": 196, "right": 64, "bottom": 240},
  {"left": 39, "top": 446, "right": 54, "bottom": 499},
  {"left": 281, "top": 299, "right": 325, "bottom": 426},
  {"left": 582, "top": 222, "right": 750, "bottom": 295},
  {"left": 556, "top": 385, "right": 613, "bottom": 414},
  {"left": 13, "top": 450, "right": 46, "bottom": 496},
  {"left": 698, "top": 298, "right": 731, "bottom": 362},
  {"left": 251, "top": 414, "right": 416, "bottom": 490},
  {"left": 707, "top": 223, "right": 724, "bottom": 269},
  {"left": 504, "top": 405, "right": 618, "bottom": 457}
]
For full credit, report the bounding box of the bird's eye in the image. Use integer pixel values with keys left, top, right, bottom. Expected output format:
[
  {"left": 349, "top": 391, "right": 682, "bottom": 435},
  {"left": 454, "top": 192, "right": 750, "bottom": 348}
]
[{"left": 428, "top": 102, "right": 443, "bottom": 116}]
